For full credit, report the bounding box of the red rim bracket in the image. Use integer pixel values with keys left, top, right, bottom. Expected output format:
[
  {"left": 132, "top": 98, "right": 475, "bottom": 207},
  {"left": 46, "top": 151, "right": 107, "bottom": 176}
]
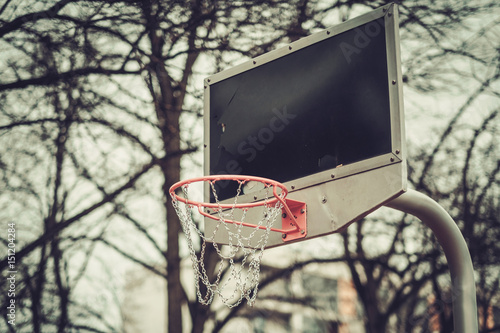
[{"left": 280, "top": 199, "right": 307, "bottom": 242}]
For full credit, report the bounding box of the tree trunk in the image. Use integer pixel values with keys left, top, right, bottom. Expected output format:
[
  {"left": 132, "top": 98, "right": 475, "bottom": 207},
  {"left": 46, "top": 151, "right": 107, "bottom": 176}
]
[
  {"left": 140, "top": 0, "right": 186, "bottom": 330},
  {"left": 164, "top": 154, "right": 183, "bottom": 333}
]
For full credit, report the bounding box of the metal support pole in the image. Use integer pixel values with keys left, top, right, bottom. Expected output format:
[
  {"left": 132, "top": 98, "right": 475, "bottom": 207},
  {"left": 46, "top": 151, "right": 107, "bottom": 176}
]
[{"left": 385, "top": 189, "right": 478, "bottom": 333}]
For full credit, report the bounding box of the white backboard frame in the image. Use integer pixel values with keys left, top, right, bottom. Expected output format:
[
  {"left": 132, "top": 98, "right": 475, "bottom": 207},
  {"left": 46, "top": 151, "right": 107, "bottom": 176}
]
[{"left": 203, "top": 3, "right": 406, "bottom": 248}]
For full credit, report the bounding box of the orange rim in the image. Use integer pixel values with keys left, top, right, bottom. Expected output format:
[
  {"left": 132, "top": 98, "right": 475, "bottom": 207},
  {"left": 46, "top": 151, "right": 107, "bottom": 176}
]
[
  {"left": 169, "top": 175, "right": 304, "bottom": 235},
  {"left": 169, "top": 175, "right": 288, "bottom": 209}
]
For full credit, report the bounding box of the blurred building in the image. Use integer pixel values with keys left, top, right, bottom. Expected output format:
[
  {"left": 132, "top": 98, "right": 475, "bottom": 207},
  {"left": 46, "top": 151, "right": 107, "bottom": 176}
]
[
  {"left": 220, "top": 263, "right": 365, "bottom": 333},
  {"left": 121, "top": 261, "right": 365, "bottom": 333},
  {"left": 121, "top": 268, "right": 167, "bottom": 333}
]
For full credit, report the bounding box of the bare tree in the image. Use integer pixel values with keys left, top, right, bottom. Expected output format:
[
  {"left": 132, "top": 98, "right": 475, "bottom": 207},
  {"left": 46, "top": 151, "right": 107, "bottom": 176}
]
[{"left": 338, "top": 6, "right": 500, "bottom": 332}]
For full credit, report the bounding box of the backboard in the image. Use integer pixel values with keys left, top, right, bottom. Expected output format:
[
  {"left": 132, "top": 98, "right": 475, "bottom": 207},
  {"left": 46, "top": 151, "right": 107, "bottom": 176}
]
[{"left": 203, "top": 3, "right": 406, "bottom": 248}]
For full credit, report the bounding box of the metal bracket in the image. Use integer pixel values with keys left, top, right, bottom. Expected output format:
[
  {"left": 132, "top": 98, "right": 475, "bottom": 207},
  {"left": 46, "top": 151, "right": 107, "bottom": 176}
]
[{"left": 281, "top": 199, "right": 307, "bottom": 242}]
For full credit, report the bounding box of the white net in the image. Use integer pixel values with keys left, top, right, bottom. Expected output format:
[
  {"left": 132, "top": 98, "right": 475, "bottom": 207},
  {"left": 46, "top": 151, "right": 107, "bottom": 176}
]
[{"left": 171, "top": 179, "right": 284, "bottom": 307}]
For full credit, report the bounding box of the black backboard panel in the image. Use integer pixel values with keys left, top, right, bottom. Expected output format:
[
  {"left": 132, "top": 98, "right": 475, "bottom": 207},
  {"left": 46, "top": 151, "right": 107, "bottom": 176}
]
[{"left": 209, "top": 18, "right": 391, "bottom": 200}]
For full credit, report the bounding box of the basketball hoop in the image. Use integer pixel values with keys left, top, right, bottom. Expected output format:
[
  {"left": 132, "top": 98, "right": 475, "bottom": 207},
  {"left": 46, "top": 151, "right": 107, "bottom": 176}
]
[{"left": 169, "top": 175, "right": 306, "bottom": 307}]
